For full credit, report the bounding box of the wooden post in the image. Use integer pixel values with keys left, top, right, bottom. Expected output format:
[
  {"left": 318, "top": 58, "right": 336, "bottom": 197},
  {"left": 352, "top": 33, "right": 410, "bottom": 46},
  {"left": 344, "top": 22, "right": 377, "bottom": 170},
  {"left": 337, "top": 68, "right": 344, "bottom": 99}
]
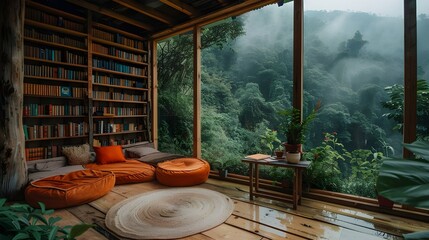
[
  {"left": 0, "top": 0, "right": 27, "bottom": 200},
  {"left": 193, "top": 26, "right": 202, "bottom": 158},
  {"left": 403, "top": 0, "right": 417, "bottom": 158},
  {"left": 293, "top": 0, "right": 304, "bottom": 119},
  {"left": 151, "top": 40, "right": 159, "bottom": 149}
]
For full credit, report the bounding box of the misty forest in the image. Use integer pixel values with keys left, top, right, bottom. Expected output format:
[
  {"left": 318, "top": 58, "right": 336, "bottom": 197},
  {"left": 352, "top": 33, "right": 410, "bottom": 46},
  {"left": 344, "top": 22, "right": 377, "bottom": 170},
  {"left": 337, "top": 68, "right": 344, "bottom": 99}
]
[{"left": 156, "top": 4, "right": 429, "bottom": 198}]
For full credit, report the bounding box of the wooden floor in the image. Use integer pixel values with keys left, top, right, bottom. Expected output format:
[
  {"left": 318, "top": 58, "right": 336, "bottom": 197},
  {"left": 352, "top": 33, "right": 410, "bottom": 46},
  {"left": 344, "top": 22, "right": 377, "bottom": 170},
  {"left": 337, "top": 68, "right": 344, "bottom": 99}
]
[{"left": 53, "top": 179, "right": 429, "bottom": 240}]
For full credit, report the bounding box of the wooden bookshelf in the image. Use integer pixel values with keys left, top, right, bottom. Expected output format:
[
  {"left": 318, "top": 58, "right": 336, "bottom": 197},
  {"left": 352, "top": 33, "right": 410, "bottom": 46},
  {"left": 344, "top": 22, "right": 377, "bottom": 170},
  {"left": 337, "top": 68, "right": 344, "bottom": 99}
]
[{"left": 23, "top": 0, "right": 151, "bottom": 159}]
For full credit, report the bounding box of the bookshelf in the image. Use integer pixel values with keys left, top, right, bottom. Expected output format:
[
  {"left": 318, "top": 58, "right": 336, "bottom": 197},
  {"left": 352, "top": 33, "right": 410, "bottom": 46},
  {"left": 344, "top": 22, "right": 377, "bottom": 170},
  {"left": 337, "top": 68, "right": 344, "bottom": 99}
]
[{"left": 23, "top": 1, "right": 150, "bottom": 160}]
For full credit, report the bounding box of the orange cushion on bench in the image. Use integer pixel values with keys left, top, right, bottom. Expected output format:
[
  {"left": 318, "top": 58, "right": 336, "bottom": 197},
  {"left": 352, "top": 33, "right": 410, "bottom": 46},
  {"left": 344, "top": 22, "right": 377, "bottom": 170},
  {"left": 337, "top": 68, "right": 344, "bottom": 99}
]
[
  {"left": 25, "top": 169, "right": 115, "bottom": 209},
  {"left": 156, "top": 158, "right": 210, "bottom": 187},
  {"left": 85, "top": 160, "right": 156, "bottom": 185}
]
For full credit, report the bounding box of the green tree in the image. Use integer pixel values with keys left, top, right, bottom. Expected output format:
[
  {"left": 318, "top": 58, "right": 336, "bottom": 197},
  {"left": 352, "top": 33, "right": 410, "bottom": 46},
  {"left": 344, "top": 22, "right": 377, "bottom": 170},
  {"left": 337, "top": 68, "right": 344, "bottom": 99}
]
[{"left": 382, "top": 79, "right": 429, "bottom": 139}]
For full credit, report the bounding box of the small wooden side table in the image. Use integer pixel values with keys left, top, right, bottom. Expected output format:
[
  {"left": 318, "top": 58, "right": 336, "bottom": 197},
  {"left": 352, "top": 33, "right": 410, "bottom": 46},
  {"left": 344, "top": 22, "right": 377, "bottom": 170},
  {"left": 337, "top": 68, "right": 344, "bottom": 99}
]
[{"left": 241, "top": 157, "right": 311, "bottom": 210}]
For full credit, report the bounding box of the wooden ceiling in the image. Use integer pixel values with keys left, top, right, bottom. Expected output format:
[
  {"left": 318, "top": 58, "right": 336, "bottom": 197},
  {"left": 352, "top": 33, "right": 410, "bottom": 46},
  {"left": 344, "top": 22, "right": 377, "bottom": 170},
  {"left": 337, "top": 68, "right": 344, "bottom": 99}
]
[{"left": 32, "top": 0, "right": 278, "bottom": 40}]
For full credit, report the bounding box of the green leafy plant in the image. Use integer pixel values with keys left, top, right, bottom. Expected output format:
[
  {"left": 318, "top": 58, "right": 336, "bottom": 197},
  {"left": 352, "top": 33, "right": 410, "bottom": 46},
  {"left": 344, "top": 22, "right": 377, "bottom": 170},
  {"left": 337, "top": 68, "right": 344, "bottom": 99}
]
[
  {"left": 0, "top": 199, "right": 93, "bottom": 240},
  {"left": 260, "top": 128, "right": 281, "bottom": 155},
  {"left": 278, "top": 102, "right": 320, "bottom": 146},
  {"left": 376, "top": 140, "right": 429, "bottom": 239}
]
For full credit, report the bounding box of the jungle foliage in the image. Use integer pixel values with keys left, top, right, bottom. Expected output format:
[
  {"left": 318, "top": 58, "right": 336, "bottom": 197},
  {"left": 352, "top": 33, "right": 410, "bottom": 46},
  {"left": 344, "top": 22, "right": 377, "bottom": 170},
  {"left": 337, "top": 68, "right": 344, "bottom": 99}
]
[{"left": 157, "top": 7, "right": 429, "bottom": 198}]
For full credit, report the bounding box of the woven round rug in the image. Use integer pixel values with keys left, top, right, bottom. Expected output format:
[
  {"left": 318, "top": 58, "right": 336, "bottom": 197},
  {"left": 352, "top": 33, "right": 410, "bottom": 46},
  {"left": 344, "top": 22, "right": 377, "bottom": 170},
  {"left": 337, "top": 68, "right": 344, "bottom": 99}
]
[{"left": 105, "top": 187, "right": 235, "bottom": 239}]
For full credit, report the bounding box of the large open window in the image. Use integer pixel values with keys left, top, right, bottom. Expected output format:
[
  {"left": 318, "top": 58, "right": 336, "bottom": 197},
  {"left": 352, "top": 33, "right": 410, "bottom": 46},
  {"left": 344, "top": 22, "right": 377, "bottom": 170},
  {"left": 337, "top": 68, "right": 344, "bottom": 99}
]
[
  {"left": 157, "top": 33, "right": 194, "bottom": 155},
  {"left": 303, "top": 0, "right": 404, "bottom": 198}
]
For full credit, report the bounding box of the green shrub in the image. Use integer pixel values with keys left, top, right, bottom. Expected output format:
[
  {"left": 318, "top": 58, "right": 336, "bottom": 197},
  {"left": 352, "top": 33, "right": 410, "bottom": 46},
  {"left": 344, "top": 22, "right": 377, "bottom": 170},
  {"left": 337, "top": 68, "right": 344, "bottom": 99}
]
[{"left": 0, "top": 199, "right": 93, "bottom": 240}]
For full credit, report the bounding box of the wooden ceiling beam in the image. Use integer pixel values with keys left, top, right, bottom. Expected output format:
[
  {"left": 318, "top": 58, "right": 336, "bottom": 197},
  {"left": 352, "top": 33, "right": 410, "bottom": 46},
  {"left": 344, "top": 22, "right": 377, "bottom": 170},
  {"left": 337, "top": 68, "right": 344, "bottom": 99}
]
[
  {"left": 160, "top": 0, "right": 200, "bottom": 16},
  {"left": 111, "top": 0, "right": 175, "bottom": 25},
  {"left": 66, "top": 0, "right": 154, "bottom": 31},
  {"left": 152, "top": 0, "right": 277, "bottom": 40}
]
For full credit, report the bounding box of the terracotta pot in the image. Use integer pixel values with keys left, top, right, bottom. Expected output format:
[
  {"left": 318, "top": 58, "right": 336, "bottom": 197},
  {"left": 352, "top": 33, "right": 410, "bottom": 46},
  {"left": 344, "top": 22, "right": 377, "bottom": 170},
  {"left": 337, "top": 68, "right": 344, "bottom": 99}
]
[
  {"left": 275, "top": 151, "right": 284, "bottom": 159},
  {"left": 284, "top": 143, "right": 302, "bottom": 153},
  {"left": 286, "top": 152, "right": 301, "bottom": 163}
]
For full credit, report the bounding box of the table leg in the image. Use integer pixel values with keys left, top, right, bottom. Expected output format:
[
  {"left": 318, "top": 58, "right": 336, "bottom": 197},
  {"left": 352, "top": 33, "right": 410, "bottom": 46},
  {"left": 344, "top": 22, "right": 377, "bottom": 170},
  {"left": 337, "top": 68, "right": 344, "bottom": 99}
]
[
  {"left": 255, "top": 164, "right": 260, "bottom": 193},
  {"left": 298, "top": 169, "right": 303, "bottom": 205},
  {"left": 249, "top": 163, "right": 254, "bottom": 200},
  {"left": 293, "top": 168, "right": 298, "bottom": 210}
]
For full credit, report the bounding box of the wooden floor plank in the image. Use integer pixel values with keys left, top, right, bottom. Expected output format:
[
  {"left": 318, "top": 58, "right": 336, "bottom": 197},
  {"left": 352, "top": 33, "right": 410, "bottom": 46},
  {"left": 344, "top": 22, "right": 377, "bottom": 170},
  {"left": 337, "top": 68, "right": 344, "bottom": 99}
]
[
  {"left": 201, "top": 224, "right": 265, "bottom": 240},
  {"left": 50, "top": 209, "right": 106, "bottom": 240},
  {"left": 226, "top": 215, "right": 308, "bottom": 240}
]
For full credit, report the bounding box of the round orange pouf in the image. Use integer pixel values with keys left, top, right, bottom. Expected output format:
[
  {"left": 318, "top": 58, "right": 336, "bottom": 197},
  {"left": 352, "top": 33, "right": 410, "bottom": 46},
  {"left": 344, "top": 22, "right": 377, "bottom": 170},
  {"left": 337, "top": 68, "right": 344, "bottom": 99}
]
[
  {"left": 25, "top": 169, "right": 115, "bottom": 209},
  {"left": 156, "top": 158, "right": 210, "bottom": 187}
]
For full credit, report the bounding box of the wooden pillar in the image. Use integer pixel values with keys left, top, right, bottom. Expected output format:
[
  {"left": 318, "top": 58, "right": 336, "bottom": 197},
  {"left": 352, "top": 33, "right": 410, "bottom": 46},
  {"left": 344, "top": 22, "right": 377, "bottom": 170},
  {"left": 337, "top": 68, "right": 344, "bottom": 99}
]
[
  {"left": 293, "top": 0, "right": 304, "bottom": 118},
  {"left": 193, "top": 26, "right": 202, "bottom": 158},
  {"left": 0, "top": 0, "right": 27, "bottom": 200},
  {"left": 403, "top": 0, "right": 417, "bottom": 158},
  {"left": 151, "top": 40, "right": 159, "bottom": 149}
]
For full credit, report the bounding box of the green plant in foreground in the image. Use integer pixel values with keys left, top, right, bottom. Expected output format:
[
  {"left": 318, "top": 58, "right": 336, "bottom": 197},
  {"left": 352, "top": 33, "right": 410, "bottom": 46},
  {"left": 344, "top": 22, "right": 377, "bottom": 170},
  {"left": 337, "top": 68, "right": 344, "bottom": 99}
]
[
  {"left": 376, "top": 140, "right": 429, "bottom": 239},
  {"left": 0, "top": 199, "right": 93, "bottom": 240}
]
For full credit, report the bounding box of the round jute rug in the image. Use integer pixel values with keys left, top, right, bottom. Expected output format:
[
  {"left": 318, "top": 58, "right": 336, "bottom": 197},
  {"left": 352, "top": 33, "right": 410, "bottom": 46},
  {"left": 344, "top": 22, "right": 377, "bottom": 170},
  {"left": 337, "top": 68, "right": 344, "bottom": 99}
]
[{"left": 105, "top": 187, "right": 235, "bottom": 239}]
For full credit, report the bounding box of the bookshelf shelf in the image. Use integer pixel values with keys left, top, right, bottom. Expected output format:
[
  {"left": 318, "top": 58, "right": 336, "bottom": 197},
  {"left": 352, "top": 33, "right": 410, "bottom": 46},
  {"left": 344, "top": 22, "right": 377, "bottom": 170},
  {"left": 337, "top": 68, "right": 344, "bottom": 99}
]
[
  {"left": 25, "top": 19, "right": 87, "bottom": 37},
  {"left": 24, "top": 95, "right": 85, "bottom": 100},
  {"left": 92, "top": 37, "right": 147, "bottom": 54},
  {"left": 92, "top": 52, "right": 148, "bottom": 66},
  {"left": 25, "top": 135, "right": 89, "bottom": 142},
  {"left": 92, "top": 82, "right": 148, "bottom": 91},
  {"left": 24, "top": 57, "right": 87, "bottom": 68},
  {"left": 92, "top": 67, "right": 147, "bottom": 79},
  {"left": 23, "top": 115, "right": 87, "bottom": 118},
  {"left": 94, "top": 130, "right": 146, "bottom": 136},
  {"left": 93, "top": 115, "right": 147, "bottom": 119},
  {"left": 24, "top": 37, "right": 87, "bottom": 52},
  {"left": 24, "top": 75, "right": 88, "bottom": 84},
  {"left": 92, "top": 98, "right": 147, "bottom": 104}
]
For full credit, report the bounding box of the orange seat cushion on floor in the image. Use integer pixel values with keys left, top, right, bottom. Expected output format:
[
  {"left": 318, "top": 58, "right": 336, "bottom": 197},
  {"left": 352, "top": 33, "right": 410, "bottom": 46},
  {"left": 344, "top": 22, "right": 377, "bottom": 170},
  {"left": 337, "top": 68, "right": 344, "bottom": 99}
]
[
  {"left": 156, "top": 158, "right": 210, "bottom": 187},
  {"left": 85, "top": 159, "right": 156, "bottom": 185},
  {"left": 25, "top": 169, "right": 115, "bottom": 209}
]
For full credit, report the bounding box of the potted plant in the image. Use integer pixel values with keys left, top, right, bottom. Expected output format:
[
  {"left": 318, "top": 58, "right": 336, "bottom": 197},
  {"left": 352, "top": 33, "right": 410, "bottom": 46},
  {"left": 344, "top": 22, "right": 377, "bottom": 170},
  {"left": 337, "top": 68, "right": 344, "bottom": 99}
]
[
  {"left": 260, "top": 128, "right": 281, "bottom": 156},
  {"left": 376, "top": 140, "right": 429, "bottom": 239},
  {"left": 211, "top": 159, "right": 235, "bottom": 178},
  {"left": 274, "top": 144, "right": 284, "bottom": 159},
  {"left": 278, "top": 102, "right": 320, "bottom": 163}
]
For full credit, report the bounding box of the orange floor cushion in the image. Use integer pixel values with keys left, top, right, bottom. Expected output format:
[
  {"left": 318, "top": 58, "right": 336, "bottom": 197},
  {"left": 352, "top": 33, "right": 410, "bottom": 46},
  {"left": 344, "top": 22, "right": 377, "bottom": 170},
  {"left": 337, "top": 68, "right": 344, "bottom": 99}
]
[
  {"left": 84, "top": 159, "right": 156, "bottom": 185},
  {"left": 25, "top": 169, "right": 115, "bottom": 209},
  {"left": 156, "top": 158, "right": 210, "bottom": 187}
]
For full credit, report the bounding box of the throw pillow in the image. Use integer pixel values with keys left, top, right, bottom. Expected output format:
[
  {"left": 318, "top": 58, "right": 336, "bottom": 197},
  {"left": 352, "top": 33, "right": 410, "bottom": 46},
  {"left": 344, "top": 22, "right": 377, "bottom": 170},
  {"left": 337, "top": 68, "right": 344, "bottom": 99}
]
[
  {"left": 94, "top": 145, "right": 127, "bottom": 164},
  {"left": 62, "top": 144, "right": 91, "bottom": 165},
  {"left": 126, "top": 147, "right": 159, "bottom": 158}
]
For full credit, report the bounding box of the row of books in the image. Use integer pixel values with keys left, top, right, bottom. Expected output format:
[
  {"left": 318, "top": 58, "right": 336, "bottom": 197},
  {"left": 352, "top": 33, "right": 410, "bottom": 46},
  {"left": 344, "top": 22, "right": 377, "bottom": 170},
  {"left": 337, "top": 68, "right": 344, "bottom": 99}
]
[
  {"left": 93, "top": 121, "right": 143, "bottom": 134},
  {"left": 92, "top": 43, "right": 147, "bottom": 62},
  {"left": 92, "top": 90, "right": 145, "bottom": 102},
  {"left": 25, "top": 146, "right": 63, "bottom": 161},
  {"left": 24, "top": 27, "right": 86, "bottom": 49},
  {"left": 24, "top": 83, "right": 86, "bottom": 98},
  {"left": 24, "top": 46, "right": 86, "bottom": 65},
  {"left": 23, "top": 104, "right": 86, "bottom": 116},
  {"left": 92, "top": 106, "right": 145, "bottom": 116},
  {"left": 92, "top": 28, "right": 145, "bottom": 50},
  {"left": 26, "top": 8, "right": 85, "bottom": 32},
  {"left": 23, "top": 122, "right": 88, "bottom": 140},
  {"left": 93, "top": 58, "right": 146, "bottom": 76},
  {"left": 24, "top": 64, "right": 87, "bottom": 80},
  {"left": 25, "top": 45, "right": 62, "bottom": 61},
  {"left": 93, "top": 136, "right": 143, "bottom": 147},
  {"left": 92, "top": 74, "right": 147, "bottom": 88}
]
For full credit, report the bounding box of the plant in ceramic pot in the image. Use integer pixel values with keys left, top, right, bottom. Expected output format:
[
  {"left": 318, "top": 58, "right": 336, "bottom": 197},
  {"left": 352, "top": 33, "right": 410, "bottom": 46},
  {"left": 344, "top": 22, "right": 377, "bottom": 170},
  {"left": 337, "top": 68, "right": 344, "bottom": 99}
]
[
  {"left": 278, "top": 102, "right": 320, "bottom": 163},
  {"left": 260, "top": 128, "right": 281, "bottom": 156},
  {"left": 274, "top": 144, "right": 285, "bottom": 159},
  {"left": 212, "top": 159, "right": 235, "bottom": 178}
]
